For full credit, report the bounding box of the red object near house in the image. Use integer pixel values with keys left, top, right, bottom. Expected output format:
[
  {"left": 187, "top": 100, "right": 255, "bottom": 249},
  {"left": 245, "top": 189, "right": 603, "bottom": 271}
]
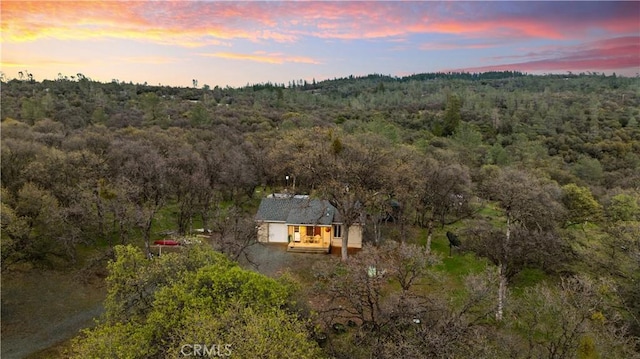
[{"left": 153, "top": 239, "right": 180, "bottom": 246}]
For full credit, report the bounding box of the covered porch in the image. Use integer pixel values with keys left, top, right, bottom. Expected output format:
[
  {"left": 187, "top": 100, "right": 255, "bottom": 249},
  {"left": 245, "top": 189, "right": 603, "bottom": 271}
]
[{"left": 287, "top": 225, "right": 331, "bottom": 253}]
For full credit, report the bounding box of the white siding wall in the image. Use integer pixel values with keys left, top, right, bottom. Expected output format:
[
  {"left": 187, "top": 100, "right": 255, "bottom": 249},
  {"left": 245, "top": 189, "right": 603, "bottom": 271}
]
[
  {"left": 330, "top": 224, "right": 363, "bottom": 248},
  {"left": 347, "top": 225, "right": 363, "bottom": 248}
]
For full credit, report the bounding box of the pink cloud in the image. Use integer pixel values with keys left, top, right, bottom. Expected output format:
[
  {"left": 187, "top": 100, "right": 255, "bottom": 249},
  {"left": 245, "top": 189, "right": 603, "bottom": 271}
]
[
  {"left": 450, "top": 36, "right": 640, "bottom": 74},
  {"left": 3, "top": 1, "right": 636, "bottom": 46},
  {"left": 2, "top": 1, "right": 637, "bottom": 82},
  {"left": 419, "top": 42, "right": 499, "bottom": 51}
]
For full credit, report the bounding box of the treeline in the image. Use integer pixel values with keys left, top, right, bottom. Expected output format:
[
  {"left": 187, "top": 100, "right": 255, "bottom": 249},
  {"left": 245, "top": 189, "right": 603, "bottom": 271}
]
[
  {"left": 1, "top": 119, "right": 259, "bottom": 268},
  {"left": 1, "top": 73, "right": 639, "bottom": 356}
]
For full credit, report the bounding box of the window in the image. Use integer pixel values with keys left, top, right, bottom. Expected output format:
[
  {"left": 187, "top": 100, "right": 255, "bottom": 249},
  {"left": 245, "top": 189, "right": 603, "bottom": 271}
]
[
  {"left": 294, "top": 226, "right": 299, "bottom": 233},
  {"left": 333, "top": 225, "right": 342, "bottom": 238}
]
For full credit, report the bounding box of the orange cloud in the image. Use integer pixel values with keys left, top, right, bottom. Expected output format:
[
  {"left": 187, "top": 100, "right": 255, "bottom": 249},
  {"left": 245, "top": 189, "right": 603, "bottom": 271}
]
[
  {"left": 0, "top": 1, "right": 296, "bottom": 46},
  {"left": 114, "top": 56, "right": 179, "bottom": 65},
  {"left": 0, "top": 60, "right": 32, "bottom": 68},
  {"left": 0, "top": 57, "right": 92, "bottom": 73},
  {"left": 202, "top": 52, "right": 321, "bottom": 65}
]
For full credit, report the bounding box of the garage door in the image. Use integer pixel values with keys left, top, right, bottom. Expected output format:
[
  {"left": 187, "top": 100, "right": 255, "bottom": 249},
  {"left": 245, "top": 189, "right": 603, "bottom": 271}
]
[{"left": 268, "top": 223, "right": 288, "bottom": 243}]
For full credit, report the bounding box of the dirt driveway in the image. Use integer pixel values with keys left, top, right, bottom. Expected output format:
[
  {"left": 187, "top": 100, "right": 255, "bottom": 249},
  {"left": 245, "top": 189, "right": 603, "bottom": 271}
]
[
  {"left": 240, "top": 242, "right": 333, "bottom": 277},
  {"left": 1, "top": 270, "right": 106, "bottom": 359}
]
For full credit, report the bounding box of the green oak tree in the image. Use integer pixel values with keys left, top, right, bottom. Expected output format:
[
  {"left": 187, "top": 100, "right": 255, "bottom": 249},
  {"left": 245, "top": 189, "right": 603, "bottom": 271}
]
[
  {"left": 69, "top": 245, "right": 323, "bottom": 359},
  {"left": 561, "top": 183, "right": 603, "bottom": 228}
]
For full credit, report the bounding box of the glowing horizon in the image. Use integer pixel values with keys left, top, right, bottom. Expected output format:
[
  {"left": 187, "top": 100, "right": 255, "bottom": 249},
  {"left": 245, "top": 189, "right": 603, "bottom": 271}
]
[{"left": 1, "top": 1, "right": 638, "bottom": 87}]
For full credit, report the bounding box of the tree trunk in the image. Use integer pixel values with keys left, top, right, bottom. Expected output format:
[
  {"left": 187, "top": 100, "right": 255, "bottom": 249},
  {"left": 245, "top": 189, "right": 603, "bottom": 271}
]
[
  {"left": 142, "top": 207, "right": 157, "bottom": 259},
  {"left": 506, "top": 215, "right": 511, "bottom": 246},
  {"left": 144, "top": 216, "right": 154, "bottom": 259},
  {"left": 118, "top": 219, "right": 126, "bottom": 245},
  {"left": 341, "top": 224, "right": 350, "bottom": 261},
  {"left": 497, "top": 215, "right": 511, "bottom": 321},
  {"left": 371, "top": 216, "right": 381, "bottom": 245},
  {"left": 94, "top": 185, "right": 105, "bottom": 239},
  {"left": 497, "top": 262, "right": 507, "bottom": 321},
  {"left": 425, "top": 221, "right": 434, "bottom": 254}
]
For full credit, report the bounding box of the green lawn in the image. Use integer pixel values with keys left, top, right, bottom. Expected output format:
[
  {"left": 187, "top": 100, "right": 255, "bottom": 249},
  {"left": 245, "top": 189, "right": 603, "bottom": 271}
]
[
  {"left": 419, "top": 221, "right": 551, "bottom": 292},
  {"left": 417, "top": 226, "right": 489, "bottom": 275}
]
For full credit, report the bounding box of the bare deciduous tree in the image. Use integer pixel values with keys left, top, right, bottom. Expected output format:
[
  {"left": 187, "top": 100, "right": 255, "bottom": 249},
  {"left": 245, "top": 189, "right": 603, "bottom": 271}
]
[
  {"left": 313, "top": 245, "right": 498, "bottom": 359},
  {"left": 209, "top": 206, "right": 259, "bottom": 265},
  {"left": 415, "top": 157, "right": 475, "bottom": 253},
  {"left": 469, "top": 166, "right": 567, "bottom": 321},
  {"left": 507, "top": 276, "right": 640, "bottom": 359}
]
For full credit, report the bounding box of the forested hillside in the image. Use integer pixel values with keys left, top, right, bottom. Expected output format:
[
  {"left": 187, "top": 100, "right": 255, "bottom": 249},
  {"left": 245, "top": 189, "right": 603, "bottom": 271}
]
[{"left": 1, "top": 72, "right": 639, "bottom": 358}]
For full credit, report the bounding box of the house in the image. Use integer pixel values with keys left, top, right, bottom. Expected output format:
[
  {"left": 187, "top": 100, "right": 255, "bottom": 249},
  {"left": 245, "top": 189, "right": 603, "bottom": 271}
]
[{"left": 255, "top": 194, "right": 363, "bottom": 253}]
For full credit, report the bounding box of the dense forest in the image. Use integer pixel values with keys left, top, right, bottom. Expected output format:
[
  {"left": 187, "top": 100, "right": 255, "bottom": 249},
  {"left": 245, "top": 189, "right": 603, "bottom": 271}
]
[{"left": 1, "top": 72, "right": 639, "bottom": 358}]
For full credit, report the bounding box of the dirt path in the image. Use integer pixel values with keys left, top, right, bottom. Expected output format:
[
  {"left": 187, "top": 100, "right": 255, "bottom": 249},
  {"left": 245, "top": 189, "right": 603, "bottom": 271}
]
[{"left": 1, "top": 270, "right": 106, "bottom": 359}]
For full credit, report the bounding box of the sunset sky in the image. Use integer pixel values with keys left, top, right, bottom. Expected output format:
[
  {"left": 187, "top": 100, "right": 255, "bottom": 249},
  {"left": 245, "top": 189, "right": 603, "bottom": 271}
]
[{"left": 1, "top": 1, "right": 639, "bottom": 88}]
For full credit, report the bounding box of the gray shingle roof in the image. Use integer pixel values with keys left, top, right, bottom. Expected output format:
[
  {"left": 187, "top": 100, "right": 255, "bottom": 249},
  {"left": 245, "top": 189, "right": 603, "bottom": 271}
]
[{"left": 255, "top": 196, "right": 337, "bottom": 225}]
